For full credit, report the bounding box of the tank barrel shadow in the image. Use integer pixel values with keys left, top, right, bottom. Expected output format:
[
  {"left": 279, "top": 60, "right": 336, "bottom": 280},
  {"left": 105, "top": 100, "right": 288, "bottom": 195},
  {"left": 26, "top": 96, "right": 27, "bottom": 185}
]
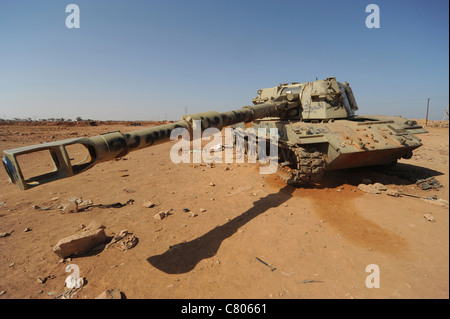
[{"left": 147, "top": 185, "right": 295, "bottom": 274}]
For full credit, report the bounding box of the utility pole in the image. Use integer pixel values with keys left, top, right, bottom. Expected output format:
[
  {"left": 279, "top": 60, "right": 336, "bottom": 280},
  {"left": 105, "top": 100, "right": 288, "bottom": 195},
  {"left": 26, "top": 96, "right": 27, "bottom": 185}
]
[
  {"left": 439, "top": 104, "right": 449, "bottom": 128},
  {"left": 425, "top": 98, "right": 430, "bottom": 126}
]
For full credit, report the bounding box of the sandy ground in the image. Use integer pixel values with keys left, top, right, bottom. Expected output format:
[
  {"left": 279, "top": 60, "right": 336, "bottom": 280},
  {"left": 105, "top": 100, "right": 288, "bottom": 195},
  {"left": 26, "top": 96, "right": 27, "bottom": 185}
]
[{"left": 0, "top": 120, "right": 448, "bottom": 299}]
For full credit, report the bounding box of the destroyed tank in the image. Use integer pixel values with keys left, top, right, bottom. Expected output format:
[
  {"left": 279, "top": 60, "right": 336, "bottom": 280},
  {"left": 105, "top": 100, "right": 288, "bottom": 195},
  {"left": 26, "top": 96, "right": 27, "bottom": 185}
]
[{"left": 2, "top": 77, "right": 426, "bottom": 190}]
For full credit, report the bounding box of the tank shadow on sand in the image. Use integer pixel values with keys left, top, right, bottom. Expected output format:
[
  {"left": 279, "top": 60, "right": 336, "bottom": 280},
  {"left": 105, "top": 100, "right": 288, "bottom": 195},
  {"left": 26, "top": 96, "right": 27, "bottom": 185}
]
[
  {"left": 147, "top": 185, "right": 295, "bottom": 274},
  {"left": 147, "top": 162, "right": 443, "bottom": 273},
  {"left": 311, "top": 163, "right": 444, "bottom": 189}
]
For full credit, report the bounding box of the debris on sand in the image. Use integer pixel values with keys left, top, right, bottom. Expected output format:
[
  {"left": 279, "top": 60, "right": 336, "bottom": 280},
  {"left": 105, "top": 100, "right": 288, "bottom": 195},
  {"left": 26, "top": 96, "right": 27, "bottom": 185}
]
[
  {"left": 95, "top": 289, "right": 123, "bottom": 299},
  {"left": 154, "top": 211, "right": 166, "bottom": 220},
  {"left": 0, "top": 230, "right": 14, "bottom": 238},
  {"left": 386, "top": 189, "right": 401, "bottom": 197},
  {"left": 143, "top": 201, "right": 155, "bottom": 208},
  {"left": 61, "top": 201, "right": 79, "bottom": 214},
  {"left": 358, "top": 184, "right": 381, "bottom": 194},
  {"left": 53, "top": 222, "right": 108, "bottom": 258},
  {"left": 106, "top": 229, "right": 138, "bottom": 251},
  {"left": 358, "top": 182, "right": 388, "bottom": 194},
  {"left": 423, "top": 213, "right": 436, "bottom": 222},
  {"left": 416, "top": 177, "right": 442, "bottom": 191}
]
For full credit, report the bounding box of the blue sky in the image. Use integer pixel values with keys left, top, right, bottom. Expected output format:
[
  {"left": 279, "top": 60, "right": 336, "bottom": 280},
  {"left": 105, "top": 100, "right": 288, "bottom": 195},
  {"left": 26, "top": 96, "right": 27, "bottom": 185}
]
[{"left": 0, "top": 0, "right": 448, "bottom": 121}]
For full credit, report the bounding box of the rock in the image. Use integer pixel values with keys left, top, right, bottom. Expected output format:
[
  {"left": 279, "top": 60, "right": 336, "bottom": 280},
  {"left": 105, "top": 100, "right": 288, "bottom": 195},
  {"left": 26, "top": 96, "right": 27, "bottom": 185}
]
[
  {"left": 53, "top": 228, "right": 109, "bottom": 258},
  {"left": 143, "top": 201, "right": 155, "bottom": 208},
  {"left": 199, "top": 208, "right": 206, "bottom": 212},
  {"left": 95, "top": 289, "right": 123, "bottom": 299},
  {"left": 189, "top": 213, "right": 198, "bottom": 217},
  {"left": 210, "top": 182, "right": 215, "bottom": 186},
  {"left": 358, "top": 184, "right": 381, "bottom": 194},
  {"left": 420, "top": 182, "right": 431, "bottom": 190},
  {"left": 386, "top": 189, "right": 401, "bottom": 197},
  {"left": 154, "top": 211, "right": 166, "bottom": 220},
  {"left": 182, "top": 208, "right": 190, "bottom": 213},
  {"left": 417, "top": 177, "right": 442, "bottom": 190},
  {"left": 0, "top": 230, "right": 13, "bottom": 238},
  {"left": 423, "top": 213, "right": 436, "bottom": 222},
  {"left": 83, "top": 221, "right": 105, "bottom": 232},
  {"left": 24, "top": 227, "right": 32, "bottom": 232},
  {"left": 373, "top": 183, "right": 387, "bottom": 191},
  {"left": 61, "top": 201, "right": 78, "bottom": 214}
]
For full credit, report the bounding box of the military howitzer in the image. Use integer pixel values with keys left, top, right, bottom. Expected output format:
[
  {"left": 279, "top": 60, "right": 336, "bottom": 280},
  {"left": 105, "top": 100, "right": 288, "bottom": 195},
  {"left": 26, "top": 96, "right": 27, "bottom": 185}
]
[{"left": 2, "top": 77, "right": 427, "bottom": 190}]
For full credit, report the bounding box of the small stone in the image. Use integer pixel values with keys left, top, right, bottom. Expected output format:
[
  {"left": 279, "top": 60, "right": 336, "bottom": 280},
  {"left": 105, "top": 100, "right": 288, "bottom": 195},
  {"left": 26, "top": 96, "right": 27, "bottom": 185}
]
[
  {"left": 358, "top": 184, "right": 381, "bottom": 194},
  {"left": 386, "top": 189, "right": 401, "bottom": 197},
  {"left": 210, "top": 182, "right": 215, "bottom": 186},
  {"left": 199, "top": 208, "right": 206, "bottom": 212},
  {"left": 95, "top": 289, "right": 122, "bottom": 299},
  {"left": 154, "top": 211, "right": 166, "bottom": 220},
  {"left": 373, "top": 183, "right": 387, "bottom": 191},
  {"left": 143, "top": 201, "right": 155, "bottom": 208},
  {"left": 61, "top": 201, "right": 78, "bottom": 214},
  {"left": 0, "top": 231, "right": 12, "bottom": 238},
  {"left": 423, "top": 214, "right": 436, "bottom": 222},
  {"left": 182, "top": 208, "right": 190, "bottom": 213},
  {"left": 24, "top": 228, "right": 31, "bottom": 232},
  {"left": 189, "top": 213, "right": 198, "bottom": 217}
]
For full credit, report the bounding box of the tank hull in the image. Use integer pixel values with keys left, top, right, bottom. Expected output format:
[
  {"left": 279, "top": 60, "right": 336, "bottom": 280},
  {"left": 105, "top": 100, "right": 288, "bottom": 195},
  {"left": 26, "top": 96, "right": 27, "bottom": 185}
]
[{"left": 250, "top": 114, "right": 426, "bottom": 182}]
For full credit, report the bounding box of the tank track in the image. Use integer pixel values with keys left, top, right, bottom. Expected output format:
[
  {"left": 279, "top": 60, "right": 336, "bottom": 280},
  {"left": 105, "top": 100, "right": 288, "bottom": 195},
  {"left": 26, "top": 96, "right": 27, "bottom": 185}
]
[{"left": 276, "top": 145, "right": 326, "bottom": 186}]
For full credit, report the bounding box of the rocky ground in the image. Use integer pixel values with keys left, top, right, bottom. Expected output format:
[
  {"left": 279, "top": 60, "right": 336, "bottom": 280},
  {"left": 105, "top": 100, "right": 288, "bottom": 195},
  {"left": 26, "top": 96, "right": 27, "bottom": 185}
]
[{"left": 0, "top": 120, "right": 448, "bottom": 299}]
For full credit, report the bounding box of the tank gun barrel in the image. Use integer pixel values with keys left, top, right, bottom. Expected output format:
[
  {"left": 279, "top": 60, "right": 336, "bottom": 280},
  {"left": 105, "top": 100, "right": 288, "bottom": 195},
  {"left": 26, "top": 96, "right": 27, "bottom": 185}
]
[{"left": 3, "top": 95, "right": 298, "bottom": 190}]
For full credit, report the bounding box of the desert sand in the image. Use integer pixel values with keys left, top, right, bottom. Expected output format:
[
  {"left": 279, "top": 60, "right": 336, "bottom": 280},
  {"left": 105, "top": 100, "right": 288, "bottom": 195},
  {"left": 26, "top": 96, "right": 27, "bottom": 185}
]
[{"left": 0, "top": 120, "right": 448, "bottom": 299}]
